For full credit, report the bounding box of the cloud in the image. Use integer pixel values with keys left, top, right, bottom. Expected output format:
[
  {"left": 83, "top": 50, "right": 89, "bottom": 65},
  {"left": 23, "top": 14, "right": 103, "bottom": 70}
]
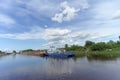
[
  {"left": 0, "top": 14, "right": 15, "bottom": 26},
  {"left": 112, "top": 10, "right": 120, "bottom": 19},
  {"left": 51, "top": 1, "right": 80, "bottom": 23},
  {"left": 44, "top": 28, "right": 71, "bottom": 36},
  {"left": 0, "top": 0, "right": 120, "bottom": 49},
  {"left": 0, "top": 27, "right": 71, "bottom": 40},
  {"left": 0, "top": 26, "right": 43, "bottom": 40},
  {"left": 0, "top": 25, "right": 119, "bottom": 48},
  {"left": 42, "top": 28, "right": 71, "bottom": 47},
  {"left": 92, "top": 1, "right": 120, "bottom": 20},
  {"left": 0, "top": 48, "right": 12, "bottom": 53},
  {"left": 42, "top": 26, "right": 119, "bottom": 47},
  {"left": 25, "top": 0, "right": 89, "bottom": 18}
]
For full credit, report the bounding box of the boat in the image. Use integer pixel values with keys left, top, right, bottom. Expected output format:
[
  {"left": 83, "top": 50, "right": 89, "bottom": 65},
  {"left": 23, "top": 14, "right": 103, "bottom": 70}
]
[{"left": 45, "top": 46, "right": 75, "bottom": 58}]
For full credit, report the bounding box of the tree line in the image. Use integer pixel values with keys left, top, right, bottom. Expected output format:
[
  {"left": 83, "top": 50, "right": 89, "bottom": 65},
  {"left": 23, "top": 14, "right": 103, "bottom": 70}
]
[{"left": 65, "top": 36, "right": 120, "bottom": 52}]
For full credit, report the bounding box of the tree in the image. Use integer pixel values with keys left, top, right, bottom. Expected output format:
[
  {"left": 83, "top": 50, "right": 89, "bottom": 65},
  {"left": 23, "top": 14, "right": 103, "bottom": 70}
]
[
  {"left": 90, "top": 42, "right": 111, "bottom": 51},
  {"left": 0, "top": 50, "right": 2, "bottom": 54},
  {"left": 85, "top": 40, "right": 95, "bottom": 48},
  {"left": 108, "top": 40, "right": 114, "bottom": 44},
  {"left": 13, "top": 50, "right": 16, "bottom": 54},
  {"left": 65, "top": 44, "right": 68, "bottom": 49},
  {"left": 119, "top": 36, "right": 120, "bottom": 41},
  {"left": 22, "top": 49, "right": 33, "bottom": 52},
  {"left": 70, "top": 45, "right": 80, "bottom": 51}
]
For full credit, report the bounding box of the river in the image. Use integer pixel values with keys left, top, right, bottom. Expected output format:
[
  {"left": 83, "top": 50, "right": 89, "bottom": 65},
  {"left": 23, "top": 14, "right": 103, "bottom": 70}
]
[{"left": 0, "top": 54, "right": 120, "bottom": 80}]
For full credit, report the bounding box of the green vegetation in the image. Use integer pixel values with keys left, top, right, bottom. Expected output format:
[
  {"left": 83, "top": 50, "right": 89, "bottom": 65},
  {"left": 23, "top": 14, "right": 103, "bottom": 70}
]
[
  {"left": 0, "top": 50, "right": 2, "bottom": 54},
  {"left": 21, "top": 49, "right": 33, "bottom": 53},
  {"left": 65, "top": 36, "right": 120, "bottom": 58},
  {"left": 12, "top": 50, "right": 16, "bottom": 53},
  {"left": 0, "top": 51, "right": 4, "bottom": 56}
]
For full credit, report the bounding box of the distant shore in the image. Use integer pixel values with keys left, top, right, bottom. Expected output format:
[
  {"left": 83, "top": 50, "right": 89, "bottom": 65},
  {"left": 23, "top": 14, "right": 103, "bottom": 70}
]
[
  {"left": 20, "top": 49, "right": 46, "bottom": 57},
  {"left": 0, "top": 53, "right": 10, "bottom": 57}
]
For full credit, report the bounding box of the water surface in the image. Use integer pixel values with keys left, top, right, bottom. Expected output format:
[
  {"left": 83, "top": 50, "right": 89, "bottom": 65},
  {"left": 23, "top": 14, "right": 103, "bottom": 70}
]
[{"left": 0, "top": 54, "right": 120, "bottom": 80}]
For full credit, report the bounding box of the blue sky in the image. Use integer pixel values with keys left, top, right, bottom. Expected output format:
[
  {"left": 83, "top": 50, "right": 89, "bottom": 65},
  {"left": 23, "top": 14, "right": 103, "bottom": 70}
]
[{"left": 0, "top": 0, "right": 120, "bottom": 51}]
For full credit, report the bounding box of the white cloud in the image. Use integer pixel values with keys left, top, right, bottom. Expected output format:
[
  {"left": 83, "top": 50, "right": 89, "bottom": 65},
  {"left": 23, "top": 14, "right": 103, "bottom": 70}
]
[
  {"left": 1, "top": 0, "right": 120, "bottom": 50},
  {"left": 1, "top": 48, "right": 12, "bottom": 53},
  {"left": 42, "top": 26, "right": 120, "bottom": 47},
  {"left": 112, "top": 10, "right": 120, "bottom": 19},
  {"left": 43, "top": 28, "right": 71, "bottom": 42},
  {"left": 52, "top": 1, "right": 80, "bottom": 23},
  {"left": 45, "top": 28, "right": 71, "bottom": 36},
  {"left": 0, "top": 14, "right": 15, "bottom": 26},
  {"left": 0, "top": 27, "right": 71, "bottom": 40},
  {"left": 0, "top": 26, "right": 43, "bottom": 40},
  {"left": 0, "top": 0, "right": 89, "bottom": 23},
  {"left": 24, "top": 0, "right": 89, "bottom": 18},
  {"left": 92, "top": 1, "right": 120, "bottom": 20},
  {"left": 0, "top": 25, "right": 120, "bottom": 48}
]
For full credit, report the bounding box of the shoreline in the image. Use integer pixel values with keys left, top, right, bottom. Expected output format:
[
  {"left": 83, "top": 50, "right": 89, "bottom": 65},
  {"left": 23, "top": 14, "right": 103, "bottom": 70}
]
[
  {"left": 74, "top": 49, "right": 120, "bottom": 59},
  {"left": 21, "top": 53, "right": 46, "bottom": 57},
  {"left": 0, "top": 53, "right": 10, "bottom": 57}
]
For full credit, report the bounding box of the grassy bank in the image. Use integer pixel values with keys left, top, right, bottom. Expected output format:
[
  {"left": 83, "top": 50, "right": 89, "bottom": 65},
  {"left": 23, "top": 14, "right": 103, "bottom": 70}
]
[
  {"left": 0, "top": 54, "right": 3, "bottom": 56},
  {"left": 0, "top": 53, "right": 5, "bottom": 57},
  {"left": 65, "top": 36, "right": 120, "bottom": 59},
  {"left": 0, "top": 51, "right": 3, "bottom": 56},
  {"left": 74, "top": 47, "right": 120, "bottom": 58}
]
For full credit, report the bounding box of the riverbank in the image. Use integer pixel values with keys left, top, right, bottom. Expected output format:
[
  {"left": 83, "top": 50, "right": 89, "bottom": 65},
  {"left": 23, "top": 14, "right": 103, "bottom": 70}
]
[
  {"left": 74, "top": 47, "right": 120, "bottom": 58},
  {"left": 20, "top": 50, "right": 46, "bottom": 57},
  {"left": 0, "top": 53, "right": 3, "bottom": 57},
  {"left": 0, "top": 53, "right": 11, "bottom": 57}
]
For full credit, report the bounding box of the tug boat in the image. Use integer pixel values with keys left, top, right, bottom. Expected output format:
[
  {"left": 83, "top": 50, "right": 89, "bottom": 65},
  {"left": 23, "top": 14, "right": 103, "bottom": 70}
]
[{"left": 45, "top": 46, "right": 74, "bottom": 58}]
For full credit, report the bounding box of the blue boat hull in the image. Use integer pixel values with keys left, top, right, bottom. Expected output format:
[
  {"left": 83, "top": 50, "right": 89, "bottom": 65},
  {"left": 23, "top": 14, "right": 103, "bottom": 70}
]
[{"left": 45, "top": 52, "right": 74, "bottom": 58}]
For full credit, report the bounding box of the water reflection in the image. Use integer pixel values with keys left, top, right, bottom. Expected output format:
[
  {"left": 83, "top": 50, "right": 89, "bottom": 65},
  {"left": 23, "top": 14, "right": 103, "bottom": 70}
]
[
  {"left": 1, "top": 54, "right": 120, "bottom": 80},
  {"left": 87, "top": 56, "right": 117, "bottom": 62},
  {"left": 74, "top": 56, "right": 118, "bottom": 62},
  {"left": 45, "top": 58, "right": 75, "bottom": 76}
]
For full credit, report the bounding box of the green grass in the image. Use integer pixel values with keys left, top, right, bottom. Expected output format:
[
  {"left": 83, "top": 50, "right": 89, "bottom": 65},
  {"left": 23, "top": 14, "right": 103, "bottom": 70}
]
[
  {"left": 74, "top": 51, "right": 86, "bottom": 57},
  {"left": 74, "top": 47, "right": 120, "bottom": 58},
  {"left": 0, "top": 52, "right": 6, "bottom": 57},
  {"left": 0, "top": 53, "right": 3, "bottom": 56}
]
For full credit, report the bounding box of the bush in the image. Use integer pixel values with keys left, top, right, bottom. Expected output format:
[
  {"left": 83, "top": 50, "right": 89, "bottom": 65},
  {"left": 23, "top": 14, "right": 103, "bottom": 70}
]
[
  {"left": 0, "top": 51, "right": 3, "bottom": 54},
  {"left": 85, "top": 41, "right": 95, "bottom": 48},
  {"left": 22, "top": 49, "right": 33, "bottom": 52},
  {"left": 90, "top": 42, "right": 111, "bottom": 51},
  {"left": 65, "top": 45, "right": 85, "bottom": 51}
]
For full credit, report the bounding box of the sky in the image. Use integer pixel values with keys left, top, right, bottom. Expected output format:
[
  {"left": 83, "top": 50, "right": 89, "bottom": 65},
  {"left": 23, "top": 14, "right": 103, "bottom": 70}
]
[{"left": 0, "top": 0, "right": 120, "bottom": 51}]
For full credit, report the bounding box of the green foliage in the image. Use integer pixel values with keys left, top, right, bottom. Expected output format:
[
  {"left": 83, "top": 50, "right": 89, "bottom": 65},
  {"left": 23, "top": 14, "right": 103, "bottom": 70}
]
[
  {"left": 90, "top": 42, "right": 112, "bottom": 51},
  {"left": 22, "top": 49, "right": 33, "bottom": 52},
  {"left": 89, "top": 47, "right": 120, "bottom": 58},
  {"left": 13, "top": 50, "right": 16, "bottom": 53},
  {"left": 65, "top": 35, "right": 120, "bottom": 58},
  {"left": 65, "top": 40, "right": 120, "bottom": 52},
  {"left": 65, "top": 44, "right": 68, "bottom": 50},
  {"left": 85, "top": 40, "right": 95, "bottom": 48},
  {"left": 0, "top": 51, "right": 2, "bottom": 54},
  {"left": 107, "top": 40, "right": 114, "bottom": 44},
  {"left": 70, "top": 45, "right": 81, "bottom": 51},
  {"left": 65, "top": 44, "right": 85, "bottom": 51},
  {"left": 0, "top": 51, "right": 4, "bottom": 56},
  {"left": 117, "top": 41, "right": 120, "bottom": 45}
]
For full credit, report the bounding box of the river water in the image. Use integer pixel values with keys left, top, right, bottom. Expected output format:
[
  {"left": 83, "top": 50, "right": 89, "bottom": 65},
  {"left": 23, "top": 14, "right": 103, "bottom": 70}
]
[{"left": 0, "top": 54, "right": 120, "bottom": 80}]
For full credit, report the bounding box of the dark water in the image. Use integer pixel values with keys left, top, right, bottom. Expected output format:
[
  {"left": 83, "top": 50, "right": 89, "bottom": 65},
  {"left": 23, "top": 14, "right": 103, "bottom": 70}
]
[{"left": 0, "top": 54, "right": 120, "bottom": 80}]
